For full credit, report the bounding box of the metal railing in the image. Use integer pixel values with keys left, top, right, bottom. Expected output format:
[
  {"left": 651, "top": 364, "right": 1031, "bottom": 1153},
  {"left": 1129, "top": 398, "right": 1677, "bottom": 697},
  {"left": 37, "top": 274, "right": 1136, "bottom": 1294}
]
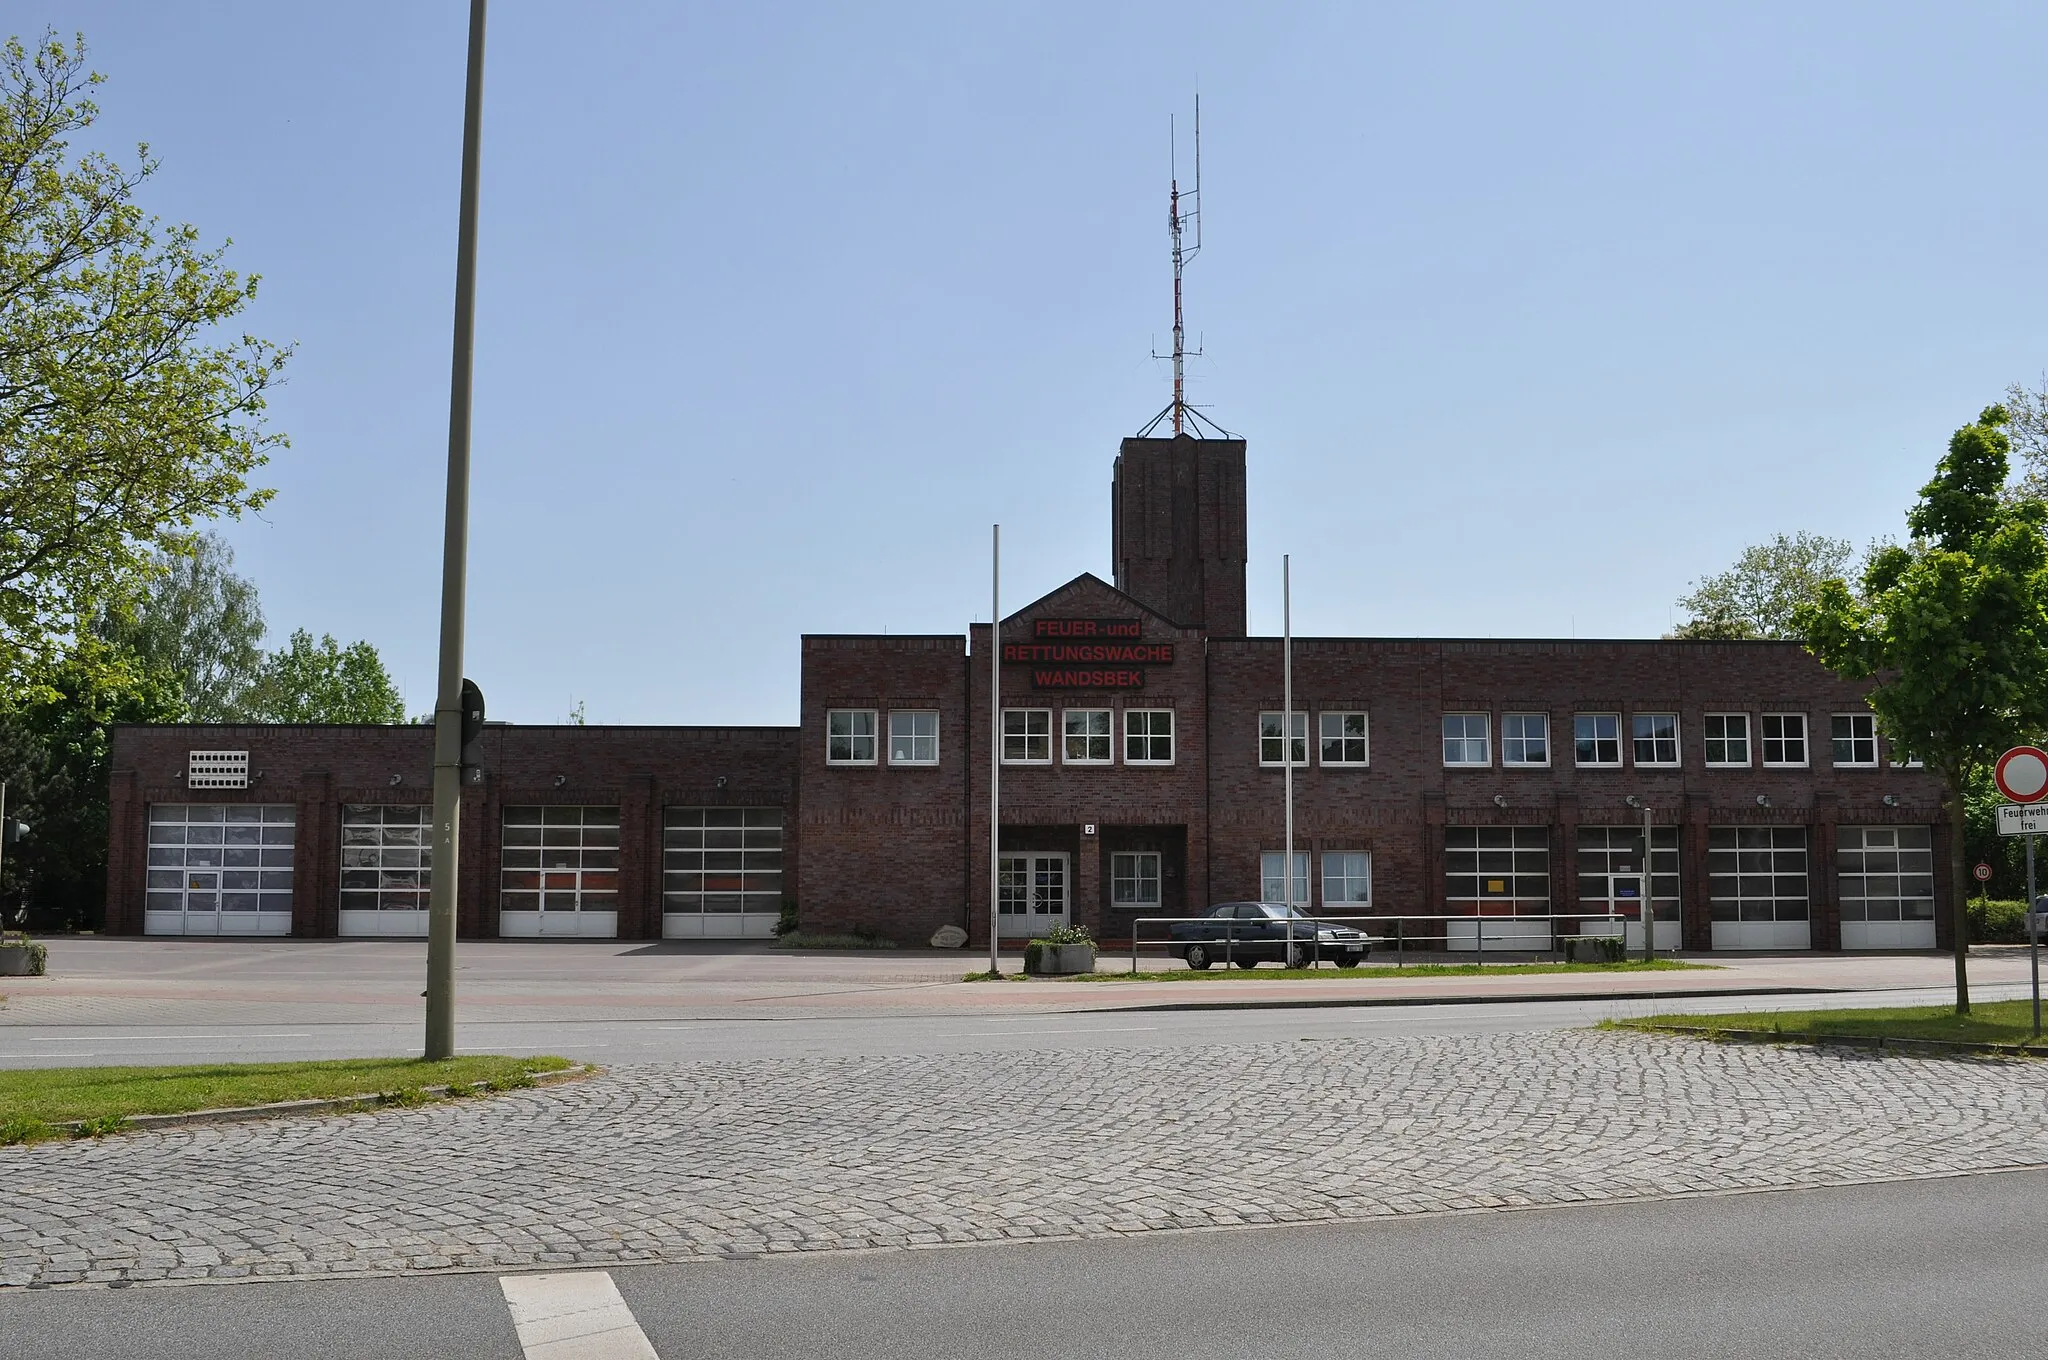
[{"left": 1124, "top": 910, "right": 1674, "bottom": 974}]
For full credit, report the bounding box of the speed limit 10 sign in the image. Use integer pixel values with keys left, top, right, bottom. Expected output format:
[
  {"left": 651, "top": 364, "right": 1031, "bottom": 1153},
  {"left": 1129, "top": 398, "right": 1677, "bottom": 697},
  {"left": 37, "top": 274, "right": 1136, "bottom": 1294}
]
[
  {"left": 1995, "top": 746, "right": 2048, "bottom": 804},
  {"left": 1975, "top": 862, "right": 1994, "bottom": 882}
]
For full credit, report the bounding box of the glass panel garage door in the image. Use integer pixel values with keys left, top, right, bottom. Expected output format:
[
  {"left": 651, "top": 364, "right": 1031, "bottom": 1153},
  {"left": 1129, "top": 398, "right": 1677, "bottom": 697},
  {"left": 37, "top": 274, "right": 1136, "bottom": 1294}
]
[
  {"left": 500, "top": 806, "right": 620, "bottom": 938},
  {"left": 663, "top": 807, "right": 783, "bottom": 939},
  {"left": 1576, "top": 826, "right": 1681, "bottom": 950},
  {"left": 1708, "top": 826, "right": 1810, "bottom": 950},
  {"left": 1444, "top": 827, "right": 1551, "bottom": 950},
  {"left": 145, "top": 804, "right": 296, "bottom": 936},
  {"left": 1838, "top": 826, "right": 1936, "bottom": 949},
  {"left": 339, "top": 805, "right": 432, "bottom": 937}
]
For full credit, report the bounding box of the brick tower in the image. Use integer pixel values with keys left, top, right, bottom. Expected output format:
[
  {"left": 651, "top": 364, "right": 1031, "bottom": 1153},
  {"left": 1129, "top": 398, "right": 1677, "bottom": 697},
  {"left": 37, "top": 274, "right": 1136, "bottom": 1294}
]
[{"left": 1110, "top": 434, "right": 1247, "bottom": 635}]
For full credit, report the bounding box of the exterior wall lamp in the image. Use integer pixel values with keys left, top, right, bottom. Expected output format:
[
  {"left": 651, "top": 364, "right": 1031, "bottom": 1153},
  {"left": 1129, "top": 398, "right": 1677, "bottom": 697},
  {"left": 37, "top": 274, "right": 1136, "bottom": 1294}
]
[
  {"left": 1883, "top": 793, "right": 1899, "bottom": 806},
  {"left": 1756, "top": 793, "right": 1771, "bottom": 807},
  {"left": 1492, "top": 794, "right": 1506, "bottom": 808}
]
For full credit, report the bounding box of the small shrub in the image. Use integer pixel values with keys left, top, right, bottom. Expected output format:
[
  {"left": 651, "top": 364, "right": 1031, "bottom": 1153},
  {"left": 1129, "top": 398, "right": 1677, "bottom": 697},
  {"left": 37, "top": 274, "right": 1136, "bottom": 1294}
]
[
  {"left": 1969, "top": 899, "right": 2031, "bottom": 945},
  {"left": 1038, "top": 922, "right": 1094, "bottom": 946},
  {"left": 775, "top": 899, "right": 800, "bottom": 937},
  {"left": 1022, "top": 941, "right": 1045, "bottom": 973},
  {"left": 779, "top": 930, "right": 897, "bottom": 950}
]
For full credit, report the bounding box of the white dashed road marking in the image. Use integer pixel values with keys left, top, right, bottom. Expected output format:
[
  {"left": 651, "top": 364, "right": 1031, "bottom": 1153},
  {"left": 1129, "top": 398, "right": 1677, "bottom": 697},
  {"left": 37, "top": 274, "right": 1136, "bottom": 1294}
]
[{"left": 500, "top": 1271, "right": 659, "bottom": 1359}]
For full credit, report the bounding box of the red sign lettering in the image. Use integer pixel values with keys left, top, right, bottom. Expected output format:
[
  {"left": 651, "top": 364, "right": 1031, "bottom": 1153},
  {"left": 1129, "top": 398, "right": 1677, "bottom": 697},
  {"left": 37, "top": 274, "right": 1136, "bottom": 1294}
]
[
  {"left": 1032, "top": 618, "right": 1142, "bottom": 640},
  {"left": 1030, "top": 668, "right": 1147, "bottom": 689},
  {"left": 1002, "top": 643, "right": 1174, "bottom": 665}
]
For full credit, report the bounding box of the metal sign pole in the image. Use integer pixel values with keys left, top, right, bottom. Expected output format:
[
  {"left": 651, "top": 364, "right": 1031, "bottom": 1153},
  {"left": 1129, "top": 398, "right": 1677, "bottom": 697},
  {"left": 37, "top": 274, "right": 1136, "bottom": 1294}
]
[
  {"left": 989, "top": 524, "right": 1000, "bottom": 976},
  {"left": 2030, "top": 833, "right": 2041, "bottom": 1039},
  {"left": 1642, "top": 801, "right": 1655, "bottom": 963},
  {"left": 1282, "top": 555, "right": 1294, "bottom": 916}
]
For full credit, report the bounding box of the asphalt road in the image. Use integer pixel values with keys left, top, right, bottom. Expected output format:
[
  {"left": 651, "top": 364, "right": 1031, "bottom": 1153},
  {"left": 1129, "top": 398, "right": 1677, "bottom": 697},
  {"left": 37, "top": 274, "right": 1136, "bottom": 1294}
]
[
  {"left": 0, "top": 981, "right": 2035, "bottom": 1067},
  {"left": 7, "top": 1168, "right": 2043, "bottom": 1359}
]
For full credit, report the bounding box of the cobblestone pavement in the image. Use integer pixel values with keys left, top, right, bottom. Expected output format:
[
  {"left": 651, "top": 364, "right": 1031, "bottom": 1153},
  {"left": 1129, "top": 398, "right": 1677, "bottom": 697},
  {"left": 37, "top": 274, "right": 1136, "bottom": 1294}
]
[{"left": 3, "top": 1030, "right": 2046, "bottom": 1289}]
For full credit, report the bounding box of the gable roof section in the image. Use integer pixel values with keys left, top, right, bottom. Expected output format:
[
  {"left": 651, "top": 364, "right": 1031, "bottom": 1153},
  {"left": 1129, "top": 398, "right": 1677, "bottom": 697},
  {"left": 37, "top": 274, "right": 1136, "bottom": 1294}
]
[{"left": 1002, "top": 572, "right": 1197, "bottom": 632}]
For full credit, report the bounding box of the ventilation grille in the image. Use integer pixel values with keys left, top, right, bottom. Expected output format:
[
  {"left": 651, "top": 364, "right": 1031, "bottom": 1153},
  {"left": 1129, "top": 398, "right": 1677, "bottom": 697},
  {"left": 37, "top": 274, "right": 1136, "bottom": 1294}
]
[{"left": 187, "top": 750, "right": 250, "bottom": 789}]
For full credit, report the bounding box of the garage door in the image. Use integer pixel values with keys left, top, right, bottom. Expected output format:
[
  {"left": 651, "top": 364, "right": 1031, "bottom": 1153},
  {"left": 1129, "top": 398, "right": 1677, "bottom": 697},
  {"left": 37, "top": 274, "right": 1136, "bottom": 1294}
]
[
  {"left": 1708, "top": 826, "right": 1810, "bottom": 950},
  {"left": 145, "top": 804, "right": 296, "bottom": 936},
  {"left": 499, "top": 806, "right": 619, "bottom": 938},
  {"left": 1838, "top": 825, "right": 1936, "bottom": 949},
  {"left": 339, "top": 804, "right": 432, "bottom": 937},
  {"left": 1444, "top": 826, "right": 1552, "bottom": 951},
  {"left": 662, "top": 808, "right": 783, "bottom": 939}
]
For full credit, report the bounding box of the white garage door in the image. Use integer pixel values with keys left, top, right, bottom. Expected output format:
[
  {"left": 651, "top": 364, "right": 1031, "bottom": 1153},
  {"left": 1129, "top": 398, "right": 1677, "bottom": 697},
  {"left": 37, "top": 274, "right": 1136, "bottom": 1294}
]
[
  {"left": 662, "top": 807, "right": 783, "bottom": 939},
  {"left": 145, "top": 804, "right": 296, "bottom": 936},
  {"left": 1708, "top": 826, "right": 1810, "bottom": 950},
  {"left": 339, "top": 804, "right": 432, "bottom": 937},
  {"left": 1838, "top": 825, "right": 1936, "bottom": 949},
  {"left": 499, "top": 806, "right": 619, "bottom": 938}
]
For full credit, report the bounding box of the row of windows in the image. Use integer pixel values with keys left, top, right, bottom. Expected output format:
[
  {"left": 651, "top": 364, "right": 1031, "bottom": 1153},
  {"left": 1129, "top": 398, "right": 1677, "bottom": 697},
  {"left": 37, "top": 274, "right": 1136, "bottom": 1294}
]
[
  {"left": 827, "top": 707, "right": 1914, "bottom": 772},
  {"left": 1441, "top": 710, "right": 1907, "bottom": 770},
  {"left": 829, "top": 708, "right": 1180, "bottom": 766}
]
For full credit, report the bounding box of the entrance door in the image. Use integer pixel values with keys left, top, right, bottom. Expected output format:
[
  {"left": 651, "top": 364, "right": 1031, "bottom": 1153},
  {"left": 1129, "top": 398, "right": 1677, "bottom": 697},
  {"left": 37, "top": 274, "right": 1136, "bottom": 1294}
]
[{"left": 997, "top": 853, "right": 1069, "bottom": 939}]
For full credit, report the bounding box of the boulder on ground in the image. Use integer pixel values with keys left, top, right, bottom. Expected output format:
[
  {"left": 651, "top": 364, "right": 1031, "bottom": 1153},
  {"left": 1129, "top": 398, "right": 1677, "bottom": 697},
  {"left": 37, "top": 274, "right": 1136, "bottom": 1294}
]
[{"left": 929, "top": 924, "right": 969, "bottom": 949}]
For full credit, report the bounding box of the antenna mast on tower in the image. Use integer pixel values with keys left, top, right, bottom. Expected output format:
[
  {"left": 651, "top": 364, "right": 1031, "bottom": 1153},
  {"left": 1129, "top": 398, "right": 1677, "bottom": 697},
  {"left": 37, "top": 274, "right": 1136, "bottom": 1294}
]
[{"left": 1141, "top": 95, "right": 1232, "bottom": 439}]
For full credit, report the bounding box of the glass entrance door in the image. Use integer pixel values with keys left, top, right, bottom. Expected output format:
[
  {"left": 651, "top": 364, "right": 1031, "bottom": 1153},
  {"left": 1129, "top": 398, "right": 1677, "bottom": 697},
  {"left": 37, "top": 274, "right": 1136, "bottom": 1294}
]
[{"left": 996, "top": 853, "right": 1069, "bottom": 939}]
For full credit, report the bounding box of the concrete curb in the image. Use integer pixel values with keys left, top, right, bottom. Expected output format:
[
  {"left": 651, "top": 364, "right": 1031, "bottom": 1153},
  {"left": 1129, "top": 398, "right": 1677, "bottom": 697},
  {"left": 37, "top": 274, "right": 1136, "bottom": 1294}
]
[
  {"left": 1632, "top": 1023, "right": 2048, "bottom": 1059},
  {"left": 1105, "top": 985, "right": 1839, "bottom": 1014},
  {"left": 44, "top": 1064, "right": 595, "bottom": 1137}
]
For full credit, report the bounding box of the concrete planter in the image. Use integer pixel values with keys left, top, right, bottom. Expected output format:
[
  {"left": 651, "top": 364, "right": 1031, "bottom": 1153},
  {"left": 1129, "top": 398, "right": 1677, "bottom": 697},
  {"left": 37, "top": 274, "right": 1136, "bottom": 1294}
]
[
  {"left": 1024, "top": 943, "right": 1096, "bottom": 976},
  {"left": 0, "top": 945, "right": 40, "bottom": 976}
]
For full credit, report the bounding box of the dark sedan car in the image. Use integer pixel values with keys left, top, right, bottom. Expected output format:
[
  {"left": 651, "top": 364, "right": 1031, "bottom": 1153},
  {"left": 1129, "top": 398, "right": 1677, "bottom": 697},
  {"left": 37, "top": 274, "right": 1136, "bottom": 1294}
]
[{"left": 1168, "top": 902, "right": 1374, "bottom": 970}]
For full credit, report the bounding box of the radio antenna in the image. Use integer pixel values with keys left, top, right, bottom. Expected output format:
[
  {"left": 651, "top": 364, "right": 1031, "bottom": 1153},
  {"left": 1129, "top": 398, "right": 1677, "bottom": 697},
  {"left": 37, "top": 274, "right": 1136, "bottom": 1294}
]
[{"left": 1140, "top": 94, "right": 1232, "bottom": 439}]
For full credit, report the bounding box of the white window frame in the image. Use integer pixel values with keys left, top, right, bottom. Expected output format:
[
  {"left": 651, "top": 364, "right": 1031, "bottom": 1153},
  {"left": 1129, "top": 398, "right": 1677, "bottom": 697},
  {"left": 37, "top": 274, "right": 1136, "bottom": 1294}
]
[
  {"left": 1125, "top": 709, "right": 1175, "bottom": 765},
  {"left": 1632, "top": 712, "right": 1680, "bottom": 767},
  {"left": 1321, "top": 851, "right": 1372, "bottom": 907},
  {"left": 886, "top": 710, "right": 939, "bottom": 766},
  {"left": 1318, "top": 711, "right": 1369, "bottom": 766},
  {"left": 1261, "top": 851, "right": 1311, "bottom": 905},
  {"left": 1063, "top": 708, "right": 1114, "bottom": 765},
  {"left": 1001, "top": 708, "right": 1052, "bottom": 764},
  {"left": 1831, "top": 713, "right": 1878, "bottom": 768},
  {"left": 1258, "top": 711, "right": 1308, "bottom": 767},
  {"left": 1572, "top": 713, "right": 1622, "bottom": 767},
  {"left": 1443, "top": 712, "right": 1492, "bottom": 767},
  {"left": 826, "top": 709, "right": 877, "bottom": 765},
  {"left": 1704, "top": 712, "right": 1750, "bottom": 768},
  {"left": 1111, "top": 851, "right": 1162, "bottom": 908},
  {"left": 1761, "top": 712, "right": 1808, "bottom": 768},
  {"left": 1498, "top": 712, "right": 1549, "bottom": 767},
  {"left": 1889, "top": 748, "right": 1924, "bottom": 769}
]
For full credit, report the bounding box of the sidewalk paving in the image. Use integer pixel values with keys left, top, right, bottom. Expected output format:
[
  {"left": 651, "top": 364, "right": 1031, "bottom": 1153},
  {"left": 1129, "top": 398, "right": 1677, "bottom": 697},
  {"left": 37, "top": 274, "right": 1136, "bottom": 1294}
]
[{"left": 0, "top": 937, "right": 2036, "bottom": 1028}]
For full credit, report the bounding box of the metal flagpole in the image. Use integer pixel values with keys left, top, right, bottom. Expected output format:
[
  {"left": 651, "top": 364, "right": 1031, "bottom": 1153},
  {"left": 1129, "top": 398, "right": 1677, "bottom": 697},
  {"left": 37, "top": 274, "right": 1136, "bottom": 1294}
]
[
  {"left": 1642, "top": 800, "right": 1655, "bottom": 963},
  {"left": 425, "top": 0, "right": 487, "bottom": 1062},
  {"left": 1283, "top": 556, "right": 1294, "bottom": 917},
  {"left": 989, "top": 525, "right": 1000, "bottom": 976}
]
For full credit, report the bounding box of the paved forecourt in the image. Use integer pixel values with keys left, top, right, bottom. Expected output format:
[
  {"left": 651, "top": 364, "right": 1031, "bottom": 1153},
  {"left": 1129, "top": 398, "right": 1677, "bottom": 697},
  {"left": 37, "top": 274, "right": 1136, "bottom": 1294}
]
[{"left": 2, "top": 1028, "right": 2044, "bottom": 1289}]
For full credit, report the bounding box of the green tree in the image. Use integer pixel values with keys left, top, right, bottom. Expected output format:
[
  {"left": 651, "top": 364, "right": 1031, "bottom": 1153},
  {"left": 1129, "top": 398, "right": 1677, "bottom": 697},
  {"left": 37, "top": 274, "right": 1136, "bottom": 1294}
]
[
  {"left": 0, "top": 33, "right": 288, "bottom": 680},
  {"left": 2004, "top": 373, "right": 2048, "bottom": 502},
  {"left": 96, "top": 532, "right": 265, "bottom": 719},
  {"left": 1795, "top": 406, "right": 2048, "bottom": 1013},
  {"left": 0, "top": 638, "right": 182, "bottom": 928},
  {"left": 244, "top": 628, "right": 405, "bottom": 724},
  {"left": 1672, "top": 532, "right": 1855, "bottom": 639}
]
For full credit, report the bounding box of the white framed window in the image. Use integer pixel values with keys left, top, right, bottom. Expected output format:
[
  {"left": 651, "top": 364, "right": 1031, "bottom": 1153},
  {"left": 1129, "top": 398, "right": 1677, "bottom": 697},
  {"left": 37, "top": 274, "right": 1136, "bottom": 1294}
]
[
  {"left": 1001, "top": 708, "right": 1052, "bottom": 763},
  {"left": 1259, "top": 711, "right": 1308, "bottom": 767},
  {"left": 1319, "top": 712, "right": 1369, "bottom": 766},
  {"left": 1889, "top": 749, "right": 1923, "bottom": 769},
  {"left": 1125, "top": 709, "right": 1175, "bottom": 764},
  {"left": 1111, "top": 851, "right": 1161, "bottom": 908},
  {"left": 826, "top": 709, "right": 877, "bottom": 765},
  {"left": 1501, "top": 712, "right": 1548, "bottom": 767},
  {"left": 340, "top": 805, "right": 431, "bottom": 915},
  {"left": 1704, "top": 713, "right": 1750, "bottom": 767},
  {"left": 1063, "top": 708, "right": 1113, "bottom": 764},
  {"left": 1443, "top": 712, "right": 1491, "bottom": 767},
  {"left": 1573, "top": 713, "right": 1621, "bottom": 766},
  {"left": 1261, "top": 851, "right": 1310, "bottom": 905},
  {"left": 1832, "top": 713, "right": 1878, "bottom": 767},
  {"left": 1632, "top": 713, "right": 1679, "bottom": 766},
  {"left": 1322, "top": 851, "right": 1371, "bottom": 907},
  {"left": 887, "top": 710, "right": 938, "bottom": 766},
  {"left": 1761, "top": 713, "right": 1808, "bottom": 767}
]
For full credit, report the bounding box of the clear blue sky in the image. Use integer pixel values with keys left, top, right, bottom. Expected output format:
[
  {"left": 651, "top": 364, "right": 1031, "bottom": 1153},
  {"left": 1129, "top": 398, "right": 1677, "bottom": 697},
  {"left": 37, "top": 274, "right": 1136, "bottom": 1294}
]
[{"left": 32, "top": 2, "right": 2048, "bottom": 724}]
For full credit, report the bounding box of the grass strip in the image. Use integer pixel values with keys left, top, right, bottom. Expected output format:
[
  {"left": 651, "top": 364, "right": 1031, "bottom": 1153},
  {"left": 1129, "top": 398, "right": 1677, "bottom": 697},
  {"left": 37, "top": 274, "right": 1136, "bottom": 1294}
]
[
  {"left": 968, "top": 959, "right": 1713, "bottom": 982},
  {"left": 0, "top": 1054, "right": 573, "bottom": 1142},
  {"left": 1609, "top": 999, "right": 2048, "bottom": 1048}
]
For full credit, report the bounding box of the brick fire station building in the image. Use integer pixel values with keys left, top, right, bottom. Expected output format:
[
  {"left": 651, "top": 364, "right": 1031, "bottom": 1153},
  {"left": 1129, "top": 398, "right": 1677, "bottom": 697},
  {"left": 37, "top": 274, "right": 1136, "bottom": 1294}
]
[{"left": 106, "top": 432, "right": 1950, "bottom": 953}]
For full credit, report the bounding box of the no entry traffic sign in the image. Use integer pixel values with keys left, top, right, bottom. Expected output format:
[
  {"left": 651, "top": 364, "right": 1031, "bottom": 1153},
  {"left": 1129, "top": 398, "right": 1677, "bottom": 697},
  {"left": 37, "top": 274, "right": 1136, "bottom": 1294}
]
[{"left": 1996, "top": 746, "right": 2048, "bottom": 804}]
